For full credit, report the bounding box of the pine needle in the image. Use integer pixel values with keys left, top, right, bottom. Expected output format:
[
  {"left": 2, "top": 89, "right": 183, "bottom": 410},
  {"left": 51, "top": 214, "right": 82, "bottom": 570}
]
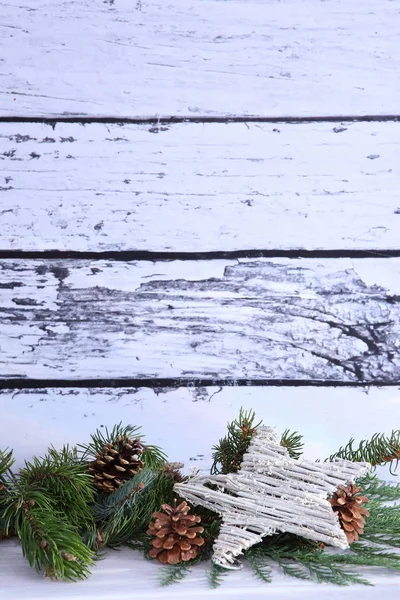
[
  {"left": 329, "top": 431, "right": 400, "bottom": 474},
  {"left": 280, "top": 430, "right": 304, "bottom": 459},
  {"left": 18, "top": 445, "right": 95, "bottom": 530},
  {"left": 2, "top": 489, "right": 93, "bottom": 580},
  {"left": 96, "top": 470, "right": 175, "bottom": 546},
  {"left": 211, "top": 409, "right": 262, "bottom": 474},
  {"left": 158, "top": 564, "right": 191, "bottom": 586},
  {"left": 206, "top": 563, "right": 229, "bottom": 588}
]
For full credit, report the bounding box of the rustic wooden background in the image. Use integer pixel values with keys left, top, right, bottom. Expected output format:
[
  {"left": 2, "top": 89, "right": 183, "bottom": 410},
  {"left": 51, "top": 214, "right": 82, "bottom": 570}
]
[{"left": 1, "top": 0, "right": 399, "bottom": 596}]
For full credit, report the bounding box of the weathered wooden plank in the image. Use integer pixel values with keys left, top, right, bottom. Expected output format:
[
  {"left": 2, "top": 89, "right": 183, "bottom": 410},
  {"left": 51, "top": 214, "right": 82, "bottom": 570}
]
[
  {"left": 1, "top": 258, "right": 399, "bottom": 382},
  {"left": 1, "top": 121, "right": 400, "bottom": 252},
  {"left": 2, "top": 541, "right": 398, "bottom": 599},
  {"left": 1, "top": 386, "right": 399, "bottom": 471},
  {"left": 0, "top": 1, "right": 399, "bottom": 118}
]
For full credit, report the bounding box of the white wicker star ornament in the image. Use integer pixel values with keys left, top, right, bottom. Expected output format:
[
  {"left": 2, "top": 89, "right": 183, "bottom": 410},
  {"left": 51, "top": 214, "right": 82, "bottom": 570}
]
[{"left": 174, "top": 426, "right": 371, "bottom": 569}]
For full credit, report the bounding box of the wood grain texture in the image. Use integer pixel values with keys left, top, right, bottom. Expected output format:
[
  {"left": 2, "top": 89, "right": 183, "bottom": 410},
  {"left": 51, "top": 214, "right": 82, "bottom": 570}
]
[
  {"left": 0, "top": 0, "right": 399, "bottom": 118},
  {"left": 2, "top": 542, "right": 399, "bottom": 600},
  {"left": 1, "top": 258, "right": 399, "bottom": 382},
  {"left": 1, "top": 386, "right": 399, "bottom": 472},
  {"left": 1, "top": 121, "right": 400, "bottom": 252}
]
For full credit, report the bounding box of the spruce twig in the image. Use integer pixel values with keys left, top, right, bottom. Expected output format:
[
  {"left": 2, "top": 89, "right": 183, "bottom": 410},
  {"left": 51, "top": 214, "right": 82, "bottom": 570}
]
[
  {"left": 158, "top": 564, "right": 191, "bottom": 586},
  {"left": 280, "top": 430, "right": 304, "bottom": 459},
  {"left": 206, "top": 563, "right": 228, "bottom": 588},
  {"left": 211, "top": 409, "right": 262, "bottom": 474},
  {"left": 95, "top": 470, "right": 175, "bottom": 546},
  {"left": 2, "top": 488, "right": 93, "bottom": 580},
  {"left": 329, "top": 431, "right": 400, "bottom": 474},
  {"left": 18, "top": 445, "right": 95, "bottom": 530}
]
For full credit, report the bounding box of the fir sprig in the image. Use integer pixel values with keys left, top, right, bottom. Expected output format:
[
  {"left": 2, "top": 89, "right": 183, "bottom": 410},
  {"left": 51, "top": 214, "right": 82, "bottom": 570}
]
[
  {"left": 0, "top": 448, "right": 14, "bottom": 483},
  {"left": 206, "top": 563, "right": 229, "bottom": 588},
  {"left": 247, "top": 535, "right": 372, "bottom": 586},
  {"left": 329, "top": 430, "right": 400, "bottom": 474},
  {"left": 211, "top": 409, "right": 262, "bottom": 474},
  {"left": 280, "top": 429, "right": 304, "bottom": 459},
  {"left": 95, "top": 470, "right": 175, "bottom": 546},
  {"left": 18, "top": 445, "right": 95, "bottom": 530},
  {"left": 2, "top": 488, "right": 93, "bottom": 580},
  {"left": 158, "top": 563, "right": 191, "bottom": 586},
  {"left": 246, "top": 551, "right": 273, "bottom": 583},
  {"left": 357, "top": 473, "right": 400, "bottom": 502}
]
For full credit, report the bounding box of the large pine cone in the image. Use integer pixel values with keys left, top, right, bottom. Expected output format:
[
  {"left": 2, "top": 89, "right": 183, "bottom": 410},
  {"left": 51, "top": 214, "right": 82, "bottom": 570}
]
[
  {"left": 329, "top": 483, "right": 369, "bottom": 543},
  {"left": 147, "top": 501, "right": 204, "bottom": 564},
  {"left": 88, "top": 435, "right": 144, "bottom": 492}
]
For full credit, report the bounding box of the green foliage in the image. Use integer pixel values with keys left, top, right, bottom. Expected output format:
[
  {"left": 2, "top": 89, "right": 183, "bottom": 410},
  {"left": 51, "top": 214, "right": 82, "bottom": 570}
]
[
  {"left": 2, "top": 488, "right": 93, "bottom": 580},
  {"left": 158, "top": 563, "right": 191, "bottom": 586},
  {"left": 95, "top": 469, "right": 175, "bottom": 546},
  {"left": 358, "top": 472, "right": 400, "bottom": 502},
  {"left": 79, "top": 422, "right": 167, "bottom": 470},
  {"left": 18, "top": 445, "right": 95, "bottom": 530},
  {"left": 206, "top": 563, "right": 229, "bottom": 588},
  {"left": 329, "top": 430, "right": 400, "bottom": 474},
  {"left": 247, "top": 534, "right": 371, "bottom": 586},
  {"left": 0, "top": 448, "right": 14, "bottom": 482},
  {"left": 211, "top": 409, "right": 262, "bottom": 474},
  {"left": 280, "top": 429, "right": 304, "bottom": 459},
  {"left": 246, "top": 551, "right": 273, "bottom": 583}
]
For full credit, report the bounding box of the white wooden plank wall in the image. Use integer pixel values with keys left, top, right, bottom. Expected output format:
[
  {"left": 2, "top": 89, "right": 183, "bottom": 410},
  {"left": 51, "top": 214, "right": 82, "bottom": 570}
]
[
  {"left": 1, "top": 258, "right": 400, "bottom": 381},
  {"left": 1, "top": 0, "right": 399, "bottom": 597},
  {"left": 1, "top": 0, "right": 399, "bottom": 118},
  {"left": 1, "top": 122, "right": 400, "bottom": 252}
]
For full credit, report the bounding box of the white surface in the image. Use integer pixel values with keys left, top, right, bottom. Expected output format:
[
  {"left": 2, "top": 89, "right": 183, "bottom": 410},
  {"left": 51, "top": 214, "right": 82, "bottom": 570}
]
[
  {"left": 1, "top": 121, "right": 400, "bottom": 251},
  {"left": 1, "top": 0, "right": 399, "bottom": 118},
  {"left": 1, "top": 258, "right": 399, "bottom": 381},
  {"left": 1, "top": 386, "right": 399, "bottom": 471},
  {"left": 2, "top": 542, "right": 399, "bottom": 599}
]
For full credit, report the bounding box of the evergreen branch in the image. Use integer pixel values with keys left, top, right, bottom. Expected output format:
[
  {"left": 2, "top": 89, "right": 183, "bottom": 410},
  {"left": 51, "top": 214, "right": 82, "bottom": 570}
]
[
  {"left": 280, "top": 430, "right": 304, "bottom": 459},
  {"left": 2, "top": 488, "right": 93, "bottom": 580},
  {"left": 246, "top": 551, "right": 273, "bottom": 583},
  {"left": 211, "top": 409, "right": 262, "bottom": 474},
  {"left": 18, "top": 445, "right": 95, "bottom": 530},
  {"left": 78, "top": 423, "right": 143, "bottom": 461},
  {"left": 141, "top": 444, "right": 168, "bottom": 470},
  {"left": 158, "top": 564, "right": 191, "bottom": 586},
  {"left": 251, "top": 538, "right": 372, "bottom": 586},
  {"left": 206, "top": 563, "right": 229, "bottom": 588},
  {"left": 0, "top": 448, "right": 15, "bottom": 482},
  {"left": 357, "top": 473, "right": 400, "bottom": 502},
  {"left": 96, "top": 470, "right": 175, "bottom": 546},
  {"left": 330, "top": 431, "right": 400, "bottom": 474}
]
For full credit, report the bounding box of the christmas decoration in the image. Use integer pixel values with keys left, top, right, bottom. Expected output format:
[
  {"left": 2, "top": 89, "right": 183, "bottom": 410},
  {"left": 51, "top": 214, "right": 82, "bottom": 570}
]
[
  {"left": 147, "top": 500, "right": 204, "bottom": 564},
  {"left": 328, "top": 483, "right": 369, "bottom": 543},
  {"left": 0, "top": 414, "right": 399, "bottom": 589},
  {"left": 175, "top": 426, "right": 371, "bottom": 569}
]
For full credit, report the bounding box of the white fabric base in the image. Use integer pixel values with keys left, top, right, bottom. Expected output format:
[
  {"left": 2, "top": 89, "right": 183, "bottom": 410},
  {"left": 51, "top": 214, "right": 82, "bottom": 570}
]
[{"left": 1, "top": 540, "right": 399, "bottom": 599}]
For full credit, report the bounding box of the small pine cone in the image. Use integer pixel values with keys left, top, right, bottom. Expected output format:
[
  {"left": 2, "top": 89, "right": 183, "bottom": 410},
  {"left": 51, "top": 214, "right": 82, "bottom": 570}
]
[
  {"left": 329, "top": 482, "right": 369, "bottom": 543},
  {"left": 162, "top": 462, "right": 185, "bottom": 483},
  {"left": 88, "top": 435, "right": 144, "bottom": 492},
  {"left": 147, "top": 501, "right": 204, "bottom": 564}
]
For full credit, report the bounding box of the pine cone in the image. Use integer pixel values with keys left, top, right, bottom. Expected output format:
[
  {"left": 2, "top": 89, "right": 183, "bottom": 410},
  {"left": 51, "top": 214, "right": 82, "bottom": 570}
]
[
  {"left": 88, "top": 435, "right": 144, "bottom": 492},
  {"left": 162, "top": 462, "right": 185, "bottom": 483},
  {"left": 328, "top": 483, "right": 369, "bottom": 543},
  {"left": 147, "top": 501, "right": 204, "bottom": 564}
]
